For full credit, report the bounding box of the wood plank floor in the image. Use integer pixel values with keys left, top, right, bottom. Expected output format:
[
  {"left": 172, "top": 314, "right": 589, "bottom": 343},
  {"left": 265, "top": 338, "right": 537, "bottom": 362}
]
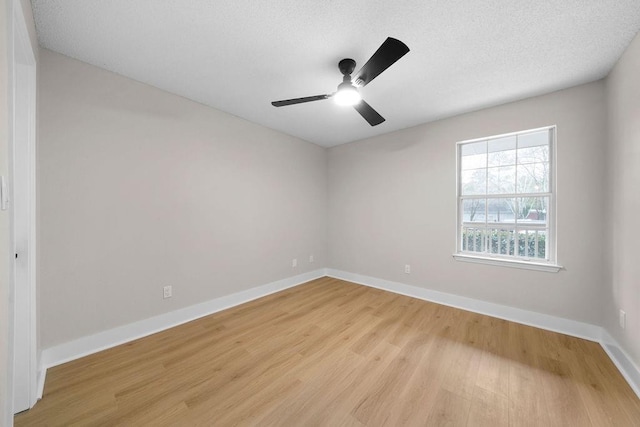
[{"left": 15, "top": 277, "right": 640, "bottom": 426}]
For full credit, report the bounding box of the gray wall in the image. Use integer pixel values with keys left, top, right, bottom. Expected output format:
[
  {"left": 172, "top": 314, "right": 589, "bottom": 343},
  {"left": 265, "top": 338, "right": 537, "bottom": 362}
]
[
  {"left": 38, "top": 50, "right": 327, "bottom": 349},
  {"left": 327, "top": 82, "right": 607, "bottom": 325},
  {"left": 605, "top": 31, "right": 640, "bottom": 367}
]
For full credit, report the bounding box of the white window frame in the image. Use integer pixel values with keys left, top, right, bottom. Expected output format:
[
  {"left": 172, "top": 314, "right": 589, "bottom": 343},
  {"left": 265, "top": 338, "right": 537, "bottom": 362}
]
[{"left": 453, "top": 126, "right": 562, "bottom": 272}]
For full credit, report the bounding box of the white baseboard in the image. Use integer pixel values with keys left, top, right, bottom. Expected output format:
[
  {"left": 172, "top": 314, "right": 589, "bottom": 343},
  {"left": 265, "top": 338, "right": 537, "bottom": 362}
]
[
  {"left": 36, "top": 368, "right": 46, "bottom": 400},
  {"left": 38, "top": 269, "right": 326, "bottom": 397},
  {"left": 326, "top": 269, "right": 640, "bottom": 399},
  {"left": 600, "top": 330, "right": 640, "bottom": 398}
]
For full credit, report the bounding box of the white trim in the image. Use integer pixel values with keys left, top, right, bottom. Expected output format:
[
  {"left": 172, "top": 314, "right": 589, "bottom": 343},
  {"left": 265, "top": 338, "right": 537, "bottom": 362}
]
[
  {"left": 456, "top": 125, "right": 558, "bottom": 146},
  {"left": 452, "top": 253, "right": 563, "bottom": 272},
  {"left": 600, "top": 330, "right": 640, "bottom": 399},
  {"left": 7, "top": 0, "right": 38, "bottom": 417},
  {"left": 38, "top": 269, "right": 326, "bottom": 392},
  {"left": 325, "top": 269, "right": 640, "bottom": 399},
  {"left": 36, "top": 371, "right": 45, "bottom": 402}
]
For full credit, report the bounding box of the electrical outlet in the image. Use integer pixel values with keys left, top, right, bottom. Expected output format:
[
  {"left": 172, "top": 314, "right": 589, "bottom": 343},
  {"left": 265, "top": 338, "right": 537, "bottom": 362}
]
[
  {"left": 405, "top": 264, "right": 411, "bottom": 274},
  {"left": 619, "top": 309, "right": 626, "bottom": 329},
  {"left": 292, "top": 258, "right": 297, "bottom": 268},
  {"left": 163, "top": 285, "right": 172, "bottom": 299},
  {"left": 309, "top": 255, "right": 314, "bottom": 263}
]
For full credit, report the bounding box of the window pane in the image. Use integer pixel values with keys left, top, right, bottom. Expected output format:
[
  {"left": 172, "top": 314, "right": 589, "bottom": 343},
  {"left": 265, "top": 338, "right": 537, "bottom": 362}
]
[
  {"left": 517, "top": 229, "right": 547, "bottom": 259},
  {"left": 461, "top": 169, "right": 486, "bottom": 195},
  {"left": 462, "top": 227, "right": 485, "bottom": 253},
  {"left": 518, "top": 146, "right": 549, "bottom": 164},
  {"left": 488, "top": 229, "right": 499, "bottom": 255},
  {"left": 534, "top": 230, "right": 547, "bottom": 259},
  {"left": 487, "top": 198, "right": 516, "bottom": 224},
  {"left": 518, "top": 130, "right": 549, "bottom": 149},
  {"left": 461, "top": 141, "right": 487, "bottom": 171},
  {"left": 517, "top": 162, "right": 549, "bottom": 193},
  {"left": 516, "top": 197, "right": 548, "bottom": 224},
  {"left": 488, "top": 166, "right": 516, "bottom": 194},
  {"left": 488, "top": 228, "right": 516, "bottom": 255},
  {"left": 517, "top": 230, "right": 529, "bottom": 257},
  {"left": 488, "top": 136, "right": 516, "bottom": 167},
  {"left": 462, "top": 198, "right": 486, "bottom": 222},
  {"left": 518, "top": 131, "right": 549, "bottom": 164}
]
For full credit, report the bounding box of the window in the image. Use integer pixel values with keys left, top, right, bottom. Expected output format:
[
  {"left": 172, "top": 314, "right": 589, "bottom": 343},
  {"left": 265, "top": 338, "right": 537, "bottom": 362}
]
[{"left": 454, "top": 126, "right": 560, "bottom": 272}]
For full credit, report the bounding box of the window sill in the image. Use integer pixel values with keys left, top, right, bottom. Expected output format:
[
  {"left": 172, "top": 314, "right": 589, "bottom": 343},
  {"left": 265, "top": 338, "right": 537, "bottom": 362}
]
[{"left": 452, "top": 253, "right": 563, "bottom": 273}]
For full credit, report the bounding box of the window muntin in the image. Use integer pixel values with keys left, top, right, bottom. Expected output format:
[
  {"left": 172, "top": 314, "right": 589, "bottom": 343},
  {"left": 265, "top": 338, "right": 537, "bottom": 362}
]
[{"left": 457, "top": 127, "right": 555, "bottom": 264}]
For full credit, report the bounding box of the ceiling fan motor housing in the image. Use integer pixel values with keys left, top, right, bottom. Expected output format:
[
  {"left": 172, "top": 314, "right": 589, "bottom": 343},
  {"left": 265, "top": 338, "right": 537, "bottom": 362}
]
[{"left": 338, "top": 58, "right": 356, "bottom": 76}]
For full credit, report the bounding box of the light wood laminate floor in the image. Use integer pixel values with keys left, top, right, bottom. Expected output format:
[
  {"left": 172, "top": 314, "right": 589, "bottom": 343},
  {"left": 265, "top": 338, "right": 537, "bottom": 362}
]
[{"left": 15, "top": 277, "right": 640, "bottom": 426}]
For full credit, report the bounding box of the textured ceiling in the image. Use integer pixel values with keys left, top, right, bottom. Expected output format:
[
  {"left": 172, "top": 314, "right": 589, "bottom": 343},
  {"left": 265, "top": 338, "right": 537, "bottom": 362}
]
[{"left": 32, "top": 0, "right": 640, "bottom": 147}]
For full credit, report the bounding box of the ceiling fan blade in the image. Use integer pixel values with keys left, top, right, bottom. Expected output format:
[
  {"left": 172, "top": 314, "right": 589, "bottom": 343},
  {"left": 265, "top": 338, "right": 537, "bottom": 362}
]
[
  {"left": 352, "top": 37, "right": 409, "bottom": 87},
  {"left": 271, "top": 94, "right": 331, "bottom": 107},
  {"left": 354, "top": 100, "right": 385, "bottom": 126}
]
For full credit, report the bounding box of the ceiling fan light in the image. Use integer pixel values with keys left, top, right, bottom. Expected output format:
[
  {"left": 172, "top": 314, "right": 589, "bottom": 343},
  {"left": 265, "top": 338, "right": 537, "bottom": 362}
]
[{"left": 334, "top": 83, "right": 361, "bottom": 106}]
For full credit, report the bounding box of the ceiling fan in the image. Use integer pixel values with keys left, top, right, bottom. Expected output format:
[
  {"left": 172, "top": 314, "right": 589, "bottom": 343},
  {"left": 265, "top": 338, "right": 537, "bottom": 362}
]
[{"left": 271, "top": 37, "right": 410, "bottom": 126}]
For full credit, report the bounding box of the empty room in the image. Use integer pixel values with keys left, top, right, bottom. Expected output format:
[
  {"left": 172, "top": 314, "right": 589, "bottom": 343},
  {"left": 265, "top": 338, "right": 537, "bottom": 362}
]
[{"left": 3, "top": 0, "right": 640, "bottom": 425}]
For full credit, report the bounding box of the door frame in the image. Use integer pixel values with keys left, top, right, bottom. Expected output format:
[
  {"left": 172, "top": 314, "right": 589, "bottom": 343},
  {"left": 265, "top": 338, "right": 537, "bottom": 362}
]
[{"left": 7, "top": 0, "right": 37, "bottom": 415}]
